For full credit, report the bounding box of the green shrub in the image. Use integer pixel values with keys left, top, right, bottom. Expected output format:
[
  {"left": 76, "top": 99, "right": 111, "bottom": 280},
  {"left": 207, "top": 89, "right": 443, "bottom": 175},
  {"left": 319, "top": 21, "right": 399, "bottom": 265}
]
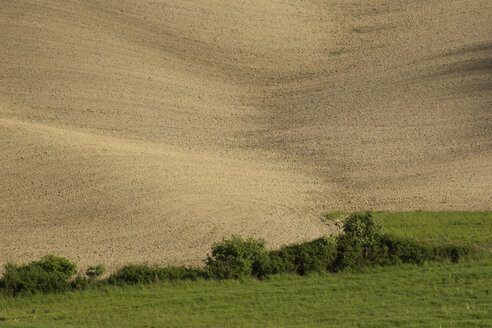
[
  {"left": 205, "top": 236, "right": 269, "bottom": 279},
  {"left": 340, "top": 212, "right": 382, "bottom": 247},
  {"left": 108, "top": 265, "right": 157, "bottom": 285},
  {"left": 335, "top": 238, "right": 367, "bottom": 270},
  {"left": 377, "top": 234, "right": 433, "bottom": 265},
  {"left": 154, "top": 266, "right": 208, "bottom": 282},
  {"left": 0, "top": 255, "right": 77, "bottom": 297},
  {"left": 336, "top": 212, "right": 383, "bottom": 270},
  {"left": 86, "top": 264, "right": 106, "bottom": 279},
  {"left": 39, "top": 255, "right": 77, "bottom": 279},
  {"left": 204, "top": 236, "right": 337, "bottom": 279},
  {"left": 334, "top": 213, "right": 477, "bottom": 271},
  {"left": 267, "top": 237, "right": 337, "bottom": 276},
  {"left": 108, "top": 265, "right": 207, "bottom": 285},
  {"left": 70, "top": 274, "right": 95, "bottom": 290}
]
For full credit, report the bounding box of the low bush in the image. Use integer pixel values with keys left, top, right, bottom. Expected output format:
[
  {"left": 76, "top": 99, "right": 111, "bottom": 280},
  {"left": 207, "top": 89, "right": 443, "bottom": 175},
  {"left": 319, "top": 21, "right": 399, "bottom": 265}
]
[
  {"left": 108, "top": 265, "right": 157, "bottom": 285},
  {"left": 341, "top": 212, "right": 382, "bottom": 247},
  {"left": 266, "top": 237, "right": 337, "bottom": 276},
  {"left": 108, "top": 265, "right": 207, "bottom": 286},
  {"left": 335, "top": 212, "right": 383, "bottom": 270},
  {"left": 374, "top": 234, "right": 433, "bottom": 266},
  {"left": 205, "top": 236, "right": 269, "bottom": 279},
  {"left": 86, "top": 264, "right": 106, "bottom": 279},
  {"left": 71, "top": 274, "right": 97, "bottom": 291},
  {"left": 38, "top": 255, "right": 77, "bottom": 278},
  {"left": 0, "top": 255, "right": 77, "bottom": 297}
]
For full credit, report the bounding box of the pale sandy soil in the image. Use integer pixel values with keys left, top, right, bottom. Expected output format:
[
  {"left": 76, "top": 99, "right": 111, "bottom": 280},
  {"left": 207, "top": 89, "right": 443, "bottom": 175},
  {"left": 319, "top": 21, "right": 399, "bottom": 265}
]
[{"left": 1, "top": 0, "right": 491, "bottom": 270}]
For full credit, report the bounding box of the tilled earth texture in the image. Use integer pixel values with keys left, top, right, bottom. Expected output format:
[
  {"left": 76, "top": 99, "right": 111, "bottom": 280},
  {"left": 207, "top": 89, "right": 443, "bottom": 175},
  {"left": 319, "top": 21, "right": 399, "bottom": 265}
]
[{"left": 1, "top": 0, "right": 491, "bottom": 270}]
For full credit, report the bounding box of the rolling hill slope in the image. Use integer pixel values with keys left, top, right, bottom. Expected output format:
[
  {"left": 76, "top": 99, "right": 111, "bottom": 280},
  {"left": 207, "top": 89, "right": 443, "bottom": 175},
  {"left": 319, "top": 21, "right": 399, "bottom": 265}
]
[{"left": 1, "top": 0, "right": 491, "bottom": 269}]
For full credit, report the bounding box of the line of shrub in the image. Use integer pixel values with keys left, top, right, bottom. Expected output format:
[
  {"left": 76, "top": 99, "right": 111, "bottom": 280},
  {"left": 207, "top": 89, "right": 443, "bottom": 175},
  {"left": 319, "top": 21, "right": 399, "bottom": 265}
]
[
  {"left": 0, "top": 212, "right": 479, "bottom": 297},
  {"left": 107, "top": 265, "right": 208, "bottom": 285}
]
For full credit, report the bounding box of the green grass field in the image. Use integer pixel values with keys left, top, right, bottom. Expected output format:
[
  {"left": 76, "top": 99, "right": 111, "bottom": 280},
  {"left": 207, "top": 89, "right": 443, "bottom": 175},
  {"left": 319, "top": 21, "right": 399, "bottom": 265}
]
[
  {"left": 376, "top": 211, "right": 492, "bottom": 249},
  {"left": 0, "top": 260, "right": 490, "bottom": 327},
  {"left": 0, "top": 211, "right": 491, "bottom": 327}
]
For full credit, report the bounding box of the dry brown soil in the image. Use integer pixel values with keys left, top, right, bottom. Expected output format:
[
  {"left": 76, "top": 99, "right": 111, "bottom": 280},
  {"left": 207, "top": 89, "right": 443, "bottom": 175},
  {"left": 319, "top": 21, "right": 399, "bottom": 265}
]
[{"left": 1, "top": 0, "right": 491, "bottom": 270}]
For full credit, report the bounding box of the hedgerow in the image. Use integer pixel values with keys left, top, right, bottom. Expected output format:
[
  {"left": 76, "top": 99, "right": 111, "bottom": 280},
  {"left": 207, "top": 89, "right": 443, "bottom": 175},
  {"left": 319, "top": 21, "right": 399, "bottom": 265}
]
[
  {"left": 107, "top": 265, "right": 207, "bottom": 285},
  {"left": 265, "top": 237, "right": 337, "bottom": 276},
  {"left": 0, "top": 212, "right": 480, "bottom": 297}
]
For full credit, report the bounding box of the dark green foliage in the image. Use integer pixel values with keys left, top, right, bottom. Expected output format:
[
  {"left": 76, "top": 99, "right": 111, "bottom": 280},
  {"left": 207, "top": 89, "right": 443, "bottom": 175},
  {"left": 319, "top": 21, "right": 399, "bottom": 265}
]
[
  {"left": 266, "top": 237, "right": 337, "bottom": 276},
  {"left": 335, "top": 212, "right": 383, "bottom": 270},
  {"left": 38, "top": 255, "right": 77, "bottom": 279},
  {"left": 376, "top": 234, "right": 434, "bottom": 265},
  {"left": 86, "top": 265, "right": 106, "bottom": 279},
  {"left": 108, "top": 265, "right": 207, "bottom": 285},
  {"left": 205, "top": 236, "right": 337, "bottom": 279},
  {"left": 340, "top": 212, "right": 382, "bottom": 247},
  {"left": 71, "top": 275, "right": 97, "bottom": 291},
  {"left": 335, "top": 238, "right": 367, "bottom": 270},
  {"left": 108, "top": 265, "right": 157, "bottom": 285},
  {"left": 0, "top": 255, "right": 77, "bottom": 297},
  {"left": 334, "top": 212, "right": 476, "bottom": 271},
  {"left": 205, "top": 235, "right": 269, "bottom": 279},
  {"left": 378, "top": 235, "right": 476, "bottom": 265}
]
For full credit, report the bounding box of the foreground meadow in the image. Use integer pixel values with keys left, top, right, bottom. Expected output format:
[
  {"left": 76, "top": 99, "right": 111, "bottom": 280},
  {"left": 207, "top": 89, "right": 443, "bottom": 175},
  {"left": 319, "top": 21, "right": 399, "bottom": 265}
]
[{"left": 0, "top": 260, "right": 490, "bottom": 327}]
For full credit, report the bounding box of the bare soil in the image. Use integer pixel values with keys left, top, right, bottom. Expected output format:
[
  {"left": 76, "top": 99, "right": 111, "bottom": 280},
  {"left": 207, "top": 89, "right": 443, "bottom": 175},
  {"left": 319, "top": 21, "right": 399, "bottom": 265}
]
[{"left": 1, "top": 0, "right": 491, "bottom": 270}]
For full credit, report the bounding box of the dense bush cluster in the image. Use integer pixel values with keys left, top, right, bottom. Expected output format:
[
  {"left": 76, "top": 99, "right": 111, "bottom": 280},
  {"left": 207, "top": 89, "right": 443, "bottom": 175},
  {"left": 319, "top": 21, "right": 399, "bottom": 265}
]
[
  {"left": 205, "top": 236, "right": 269, "bottom": 279},
  {"left": 0, "top": 212, "right": 478, "bottom": 297},
  {"left": 266, "top": 237, "right": 337, "bottom": 276},
  {"left": 107, "top": 265, "right": 207, "bottom": 285},
  {"left": 0, "top": 255, "right": 77, "bottom": 297},
  {"left": 204, "top": 236, "right": 338, "bottom": 279}
]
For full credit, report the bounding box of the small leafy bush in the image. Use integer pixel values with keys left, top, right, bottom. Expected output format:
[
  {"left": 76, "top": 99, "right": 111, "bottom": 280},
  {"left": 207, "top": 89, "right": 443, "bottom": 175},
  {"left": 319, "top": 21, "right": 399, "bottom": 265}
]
[
  {"left": 267, "top": 237, "right": 337, "bottom": 276},
  {"left": 108, "top": 265, "right": 207, "bottom": 285},
  {"left": 376, "top": 234, "right": 433, "bottom": 265},
  {"left": 205, "top": 236, "right": 269, "bottom": 279},
  {"left": 39, "top": 254, "right": 78, "bottom": 279},
  {"left": 160, "top": 266, "right": 208, "bottom": 281},
  {"left": 86, "top": 264, "right": 106, "bottom": 279},
  {"left": 340, "top": 212, "right": 382, "bottom": 247},
  {"left": 108, "top": 265, "right": 158, "bottom": 285},
  {"left": 0, "top": 255, "right": 77, "bottom": 297},
  {"left": 71, "top": 274, "right": 97, "bottom": 291},
  {"left": 336, "top": 212, "right": 383, "bottom": 270}
]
